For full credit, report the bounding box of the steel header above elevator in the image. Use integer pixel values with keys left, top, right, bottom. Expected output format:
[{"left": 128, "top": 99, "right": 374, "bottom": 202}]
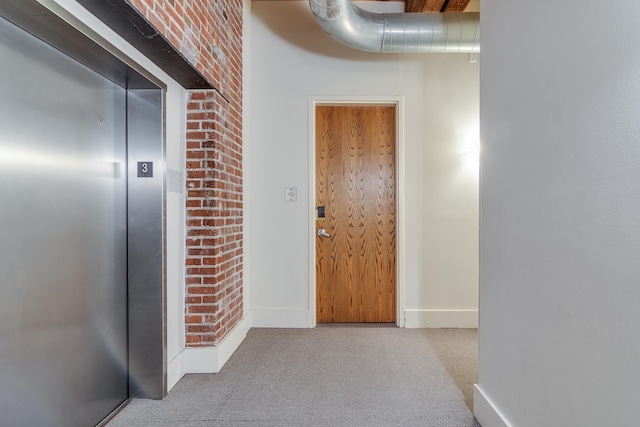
[{"left": 309, "top": 0, "right": 480, "bottom": 53}]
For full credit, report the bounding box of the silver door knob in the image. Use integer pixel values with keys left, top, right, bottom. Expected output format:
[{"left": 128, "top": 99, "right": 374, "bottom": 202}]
[{"left": 317, "top": 228, "right": 331, "bottom": 238}]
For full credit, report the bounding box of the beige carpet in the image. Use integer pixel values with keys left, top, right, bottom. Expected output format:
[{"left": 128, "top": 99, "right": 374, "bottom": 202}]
[
  {"left": 109, "top": 326, "right": 478, "bottom": 426},
  {"left": 423, "top": 328, "right": 478, "bottom": 411}
]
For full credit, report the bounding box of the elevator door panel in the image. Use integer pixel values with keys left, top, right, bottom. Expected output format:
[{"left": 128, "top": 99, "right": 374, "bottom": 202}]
[{"left": 0, "top": 17, "right": 128, "bottom": 426}]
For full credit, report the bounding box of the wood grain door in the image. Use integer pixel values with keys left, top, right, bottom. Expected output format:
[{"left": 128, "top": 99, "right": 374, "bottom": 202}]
[{"left": 315, "top": 105, "right": 396, "bottom": 323}]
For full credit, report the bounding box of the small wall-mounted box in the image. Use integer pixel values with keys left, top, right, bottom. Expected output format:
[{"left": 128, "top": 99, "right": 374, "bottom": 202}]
[{"left": 285, "top": 187, "right": 297, "bottom": 202}]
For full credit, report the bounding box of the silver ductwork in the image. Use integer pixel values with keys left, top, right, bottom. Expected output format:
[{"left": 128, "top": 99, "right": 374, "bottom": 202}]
[{"left": 309, "top": 0, "right": 479, "bottom": 53}]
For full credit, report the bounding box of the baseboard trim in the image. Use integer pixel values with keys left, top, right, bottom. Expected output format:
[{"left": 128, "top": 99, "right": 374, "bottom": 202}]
[
  {"left": 216, "top": 311, "right": 252, "bottom": 368},
  {"left": 404, "top": 309, "right": 478, "bottom": 328},
  {"left": 167, "top": 350, "right": 186, "bottom": 391},
  {"left": 473, "top": 384, "right": 513, "bottom": 427},
  {"left": 251, "top": 309, "right": 310, "bottom": 328},
  {"left": 183, "top": 312, "right": 252, "bottom": 374}
]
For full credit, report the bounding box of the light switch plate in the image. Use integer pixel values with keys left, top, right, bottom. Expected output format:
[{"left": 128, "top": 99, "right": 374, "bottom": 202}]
[{"left": 285, "top": 187, "right": 297, "bottom": 202}]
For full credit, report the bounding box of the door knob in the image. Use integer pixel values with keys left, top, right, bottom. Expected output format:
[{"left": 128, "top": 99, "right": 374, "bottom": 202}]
[{"left": 317, "top": 228, "right": 331, "bottom": 238}]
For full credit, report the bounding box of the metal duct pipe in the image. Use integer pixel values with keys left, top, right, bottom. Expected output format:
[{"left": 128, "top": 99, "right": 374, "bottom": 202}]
[{"left": 309, "top": 0, "right": 480, "bottom": 53}]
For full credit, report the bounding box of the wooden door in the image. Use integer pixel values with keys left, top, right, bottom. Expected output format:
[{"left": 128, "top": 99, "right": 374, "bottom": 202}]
[{"left": 315, "top": 105, "right": 396, "bottom": 323}]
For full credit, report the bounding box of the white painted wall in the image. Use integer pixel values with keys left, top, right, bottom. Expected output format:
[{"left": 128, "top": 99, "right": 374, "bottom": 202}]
[
  {"left": 476, "top": 1, "right": 640, "bottom": 426},
  {"left": 52, "top": 0, "right": 187, "bottom": 390},
  {"left": 249, "top": 1, "right": 479, "bottom": 328},
  {"left": 243, "top": 0, "right": 252, "bottom": 320}
]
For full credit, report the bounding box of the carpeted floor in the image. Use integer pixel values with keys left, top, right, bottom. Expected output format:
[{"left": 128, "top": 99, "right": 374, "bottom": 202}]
[{"left": 108, "top": 326, "right": 479, "bottom": 427}]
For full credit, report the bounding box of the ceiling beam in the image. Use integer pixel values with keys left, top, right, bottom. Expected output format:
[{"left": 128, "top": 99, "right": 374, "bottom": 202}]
[
  {"left": 442, "top": 0, "right": 472, "bottom": 12},
  {"left": 405, "top": 0, "right": 446, "bottom": 13}
]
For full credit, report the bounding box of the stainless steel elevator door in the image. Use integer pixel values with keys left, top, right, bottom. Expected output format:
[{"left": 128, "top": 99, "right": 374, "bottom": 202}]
[{"left": 0, "top": 16, "right": 128, "bottom": 426}]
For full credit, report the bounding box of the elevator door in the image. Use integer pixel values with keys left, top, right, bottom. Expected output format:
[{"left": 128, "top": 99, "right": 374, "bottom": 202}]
[{"left": 0, "top": 16, "right": 128, "bottom": 426}]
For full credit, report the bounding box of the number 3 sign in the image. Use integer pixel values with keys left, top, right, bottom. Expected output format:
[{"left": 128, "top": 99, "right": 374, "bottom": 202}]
[{"left": 137, "top": 161, "right": 153, "bottom": 178}]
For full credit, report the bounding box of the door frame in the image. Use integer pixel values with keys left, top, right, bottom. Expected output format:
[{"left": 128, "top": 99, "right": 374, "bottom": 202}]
[{"left": 308, "top": 96, "right": 405, "bottom": 327}]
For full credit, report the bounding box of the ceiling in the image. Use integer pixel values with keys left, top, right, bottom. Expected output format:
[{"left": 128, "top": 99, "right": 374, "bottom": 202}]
[
  {"left": 395, "top": 0, "right": 478, "bottom": 13},
  {"left": 253, "top": 0, "right": 479, "bottom": 14}
]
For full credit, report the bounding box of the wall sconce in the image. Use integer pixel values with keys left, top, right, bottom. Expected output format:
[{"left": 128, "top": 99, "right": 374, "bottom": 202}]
[{"left": 462, "top": 132, "right": 480, "bottom": 172}]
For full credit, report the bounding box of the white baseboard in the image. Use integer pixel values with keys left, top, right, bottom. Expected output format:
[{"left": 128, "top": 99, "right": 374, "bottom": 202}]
[
  {"left": 251, "top": 309, "right": 310, "bottom": 328},
  {"left": 404, "top": 309, "right": 478, "bottom": 328},
  {"left": 473, "top": 384, "right": 512, "bottom": 427},
  {"left": 167, "top": 350, "right": 186, "bottom": 391},
  {"left": 182, "top": 312, "right": 252, "bottom": 374}
]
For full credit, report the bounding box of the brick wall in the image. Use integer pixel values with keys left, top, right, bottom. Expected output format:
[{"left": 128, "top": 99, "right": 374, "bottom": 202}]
[{"left": 129, "top": 0, "right": 244, "bottom": 346}]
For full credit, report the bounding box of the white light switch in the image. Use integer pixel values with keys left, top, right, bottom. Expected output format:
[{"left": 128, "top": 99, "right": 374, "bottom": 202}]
[{"left": 285, "top": 187, "right": 297, "bottom": 202}]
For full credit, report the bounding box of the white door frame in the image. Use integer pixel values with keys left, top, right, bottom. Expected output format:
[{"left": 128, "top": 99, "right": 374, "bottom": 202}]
[{"left": 308, "top": 96, "right": 405, "bottom": 327}]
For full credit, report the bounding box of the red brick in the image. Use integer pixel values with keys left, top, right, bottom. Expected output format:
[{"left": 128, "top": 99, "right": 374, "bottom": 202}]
[
  {"left": 187, "top": 286, "right": 217, "bottom": 295},
  {"left": 188, "top": 305, "right": 216, "bottom": 314}
]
